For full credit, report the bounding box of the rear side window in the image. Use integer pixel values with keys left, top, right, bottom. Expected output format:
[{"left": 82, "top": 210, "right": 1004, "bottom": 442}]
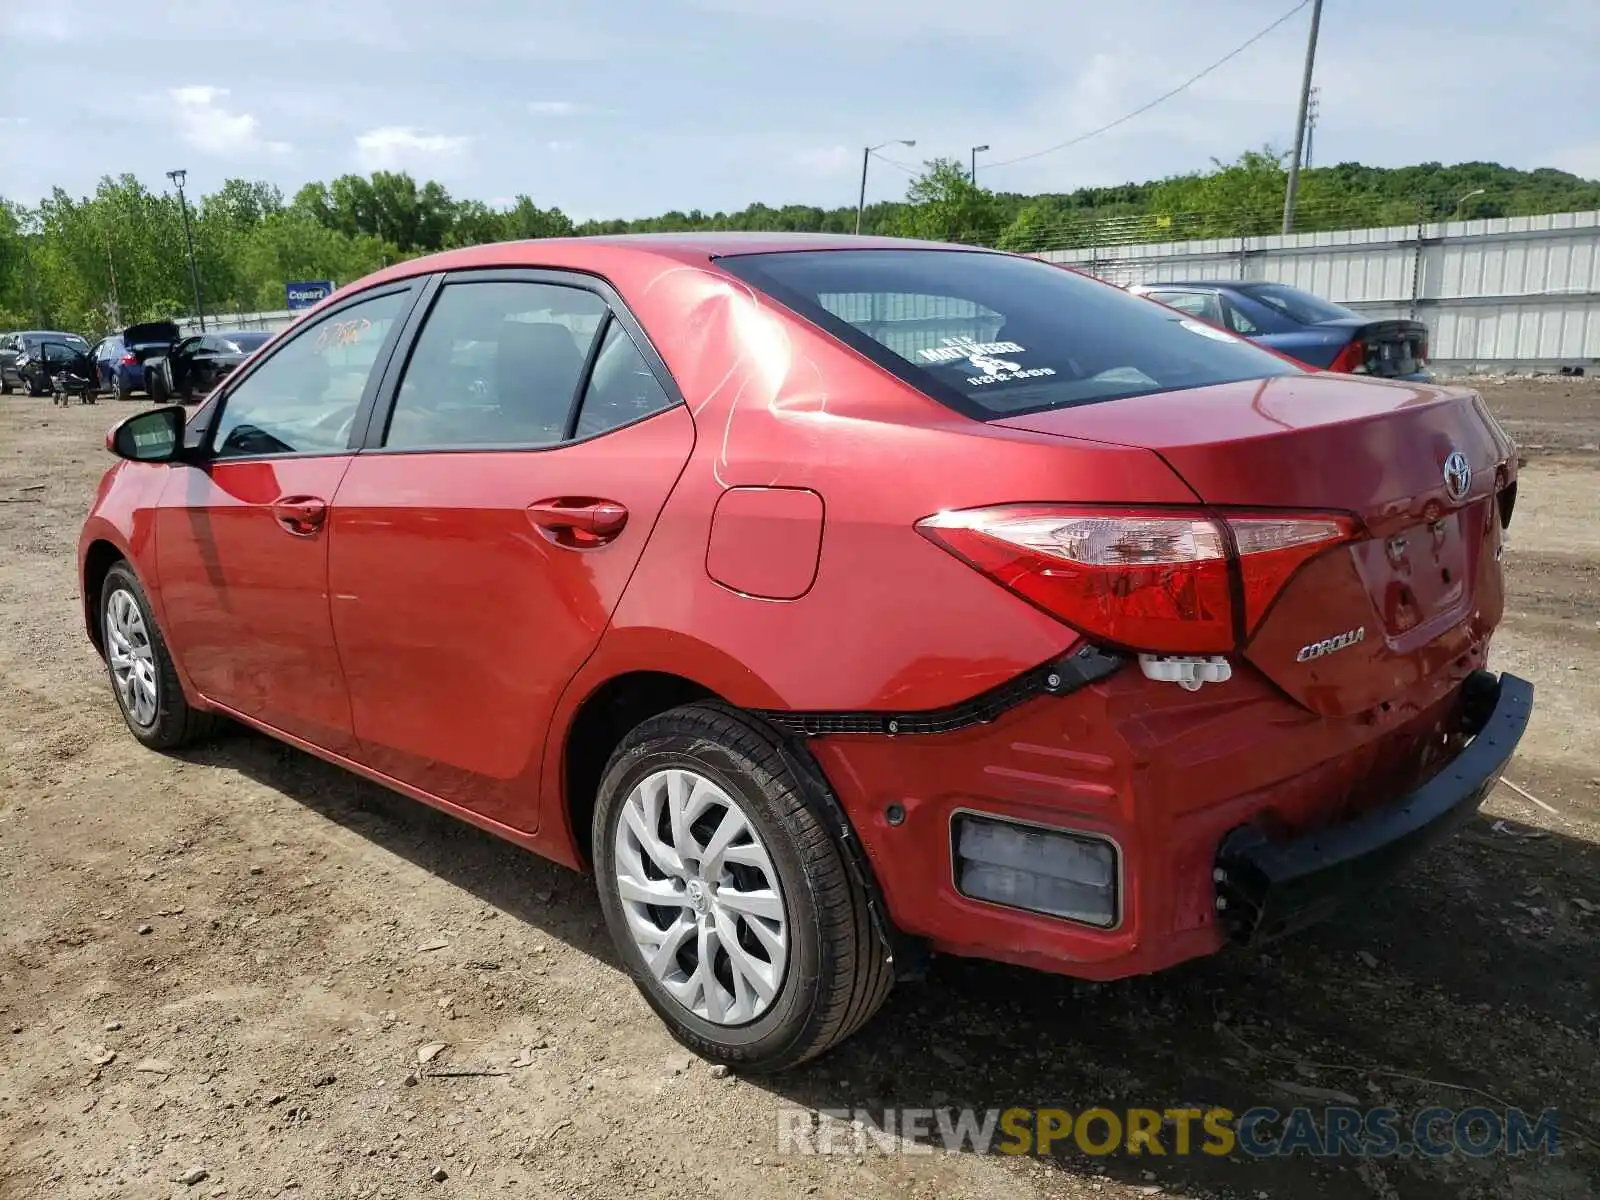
[
  {"left": 1146, "top": 290, "right": 1223, "bottom": 324},
  {"left": 719, "top": 250, "right": 1300, "bottom": 418},
  {"left": 384, "top": 281, "right": 608, "bottom": 449}
]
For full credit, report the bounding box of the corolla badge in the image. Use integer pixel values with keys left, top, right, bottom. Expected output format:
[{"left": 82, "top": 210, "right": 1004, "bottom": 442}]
[
  {"left": 1442, "top": 450, "right": 1472, "bottom": 502},
  {"left": 1296, "top": 626, "right": 1366, "bottom": 663}
]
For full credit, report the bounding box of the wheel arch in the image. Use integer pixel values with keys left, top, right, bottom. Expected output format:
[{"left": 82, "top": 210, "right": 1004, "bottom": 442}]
[
  {"left": 549, "top": 664, "right": 910, "bottom": 977},
  {"left": 81, "top": 537, "right": 127, "bottom": 655}
]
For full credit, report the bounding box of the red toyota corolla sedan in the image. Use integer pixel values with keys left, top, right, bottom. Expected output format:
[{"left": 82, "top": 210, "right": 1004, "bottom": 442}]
[{"left": 79, "top": 234, "right": 1532, "bottom": 1072}]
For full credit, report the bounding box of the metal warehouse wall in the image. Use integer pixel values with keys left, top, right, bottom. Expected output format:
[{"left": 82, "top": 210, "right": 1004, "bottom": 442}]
[{"left": 1039, "top": 210, "right": 1600, "bottom": 370}]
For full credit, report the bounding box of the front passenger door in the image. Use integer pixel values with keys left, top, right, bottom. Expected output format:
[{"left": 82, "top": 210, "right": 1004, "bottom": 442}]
[{"left": 152, "top": 285, "right": 417, "bottom": 753}]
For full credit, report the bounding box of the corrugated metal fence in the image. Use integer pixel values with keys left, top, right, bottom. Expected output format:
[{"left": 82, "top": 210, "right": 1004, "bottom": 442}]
[{"left": 1038, "top": 210, "right": 1600, "bottom": 370}]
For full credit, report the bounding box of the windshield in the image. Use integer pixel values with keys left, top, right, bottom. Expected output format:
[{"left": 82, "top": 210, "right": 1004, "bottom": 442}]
[
  {"left": 718, "top": 249, "right": 1300, "bottom": 418},
  {"left": 1241, "top": 283, "right": 1360, "bottom": 325}
]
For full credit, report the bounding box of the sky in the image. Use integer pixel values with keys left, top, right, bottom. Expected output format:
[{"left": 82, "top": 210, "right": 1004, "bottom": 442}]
[{"left": 1, "top": 0, "right": 1596, "bottom": 221}]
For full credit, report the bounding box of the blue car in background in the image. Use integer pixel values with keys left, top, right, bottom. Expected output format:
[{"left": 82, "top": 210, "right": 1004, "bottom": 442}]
[
  {"left": 91, "top": 320, "right": 181, "bottom": 399},
  {"left": 1126, "top": 280, "right": 1432, "bottom": 381}
]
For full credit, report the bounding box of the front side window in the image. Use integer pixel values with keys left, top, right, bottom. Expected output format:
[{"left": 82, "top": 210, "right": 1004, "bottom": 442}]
[
  {"left": 384, "top": 281, "right": 608, "bottom": 449},
  {"left": 720, "top": 250, "right": 1300, "bottom": 418},
  {"left": 210, "top": 288, "right": 408, "bottom": 459}
]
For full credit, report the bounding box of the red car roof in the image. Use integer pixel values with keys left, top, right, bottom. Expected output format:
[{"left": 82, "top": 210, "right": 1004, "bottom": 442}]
[{"left": 352, "top": 232, "right": 997, "bottom": 291}]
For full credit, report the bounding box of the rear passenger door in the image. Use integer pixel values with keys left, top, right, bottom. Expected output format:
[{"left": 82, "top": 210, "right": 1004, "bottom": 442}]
[{"left": 327, "top": 270, "right": 694, "bottom": 833}]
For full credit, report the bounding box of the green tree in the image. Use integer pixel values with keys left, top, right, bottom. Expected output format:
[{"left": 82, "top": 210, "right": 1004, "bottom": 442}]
[{"left": 892, "top": 158, "right": 1004, "bottom": 245}]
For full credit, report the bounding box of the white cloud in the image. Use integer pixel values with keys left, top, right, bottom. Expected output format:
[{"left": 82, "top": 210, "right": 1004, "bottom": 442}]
[
  {"left": 1, "top": 8, "right": 76, "bottom": 39},
  {"left": 528, "top": 101, "right": 584, "bottom": 116},
  {"left": 170, "top": 85, "right": 291, "bottom": 156},
  {"left": 793, "top": 145, "right": 855, "bottom": 177},
  {"left": 546, "top": 139, "right": 580, "bottom": 153},
  {"left": 355, "top": 126, "right": 473, "bottom": 171}
]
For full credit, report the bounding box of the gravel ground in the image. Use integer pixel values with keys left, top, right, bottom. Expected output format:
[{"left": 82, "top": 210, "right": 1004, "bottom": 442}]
[{"left": 2, "top": 379, "right": 1597, "bottom": 1200}]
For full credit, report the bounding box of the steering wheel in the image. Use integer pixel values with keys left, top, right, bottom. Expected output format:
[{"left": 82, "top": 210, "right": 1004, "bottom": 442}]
[{"left": 310, "top": 403, "right": 360, "bottom": 445}]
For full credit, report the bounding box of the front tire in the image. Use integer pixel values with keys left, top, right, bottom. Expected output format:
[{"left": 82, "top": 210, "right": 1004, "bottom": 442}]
[
  {"left": 100, "top": 562, "right": 216, "bottom": 750},
  {"left": 592, "top": 703, "right": 893, "bottom": 1074}
]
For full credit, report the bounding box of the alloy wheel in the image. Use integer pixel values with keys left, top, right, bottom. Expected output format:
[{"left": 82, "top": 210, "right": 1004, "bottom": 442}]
[
  {"left": 105, "top": 588, "right": 158, "bottom": 727},
  {"left": 612, "top": 768, "right": 789, "bottom": 1025}
]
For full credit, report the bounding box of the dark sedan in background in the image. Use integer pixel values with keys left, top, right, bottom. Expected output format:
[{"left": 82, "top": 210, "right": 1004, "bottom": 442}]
[
  {"left": 145, "top": 329, "right": 272, "bottom": 402},
  {"left": 1127, "top": 280, "right": 1431, "bottom": 380},
  {"left": 2, "top": 330, "right": 93, "bottom": 394},
  {"left": 92, "top": 321, "right": 183, "bottom": 400}
]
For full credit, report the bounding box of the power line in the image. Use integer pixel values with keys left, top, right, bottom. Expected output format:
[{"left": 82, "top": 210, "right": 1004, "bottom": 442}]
[
  {"left": 985, "top": 0, "right": 1313, "bottom": 170},
  {"left": 872, "top": 152, "right": 921, "bottom": 176}
]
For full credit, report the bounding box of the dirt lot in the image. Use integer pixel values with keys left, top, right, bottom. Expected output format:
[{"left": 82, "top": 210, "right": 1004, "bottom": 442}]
[{"left": 2, "top": 379, "right": 1597, "bottom": 1200}]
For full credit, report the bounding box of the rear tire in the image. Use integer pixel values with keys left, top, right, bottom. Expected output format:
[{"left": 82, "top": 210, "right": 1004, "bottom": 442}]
[
  {"left": 592, "top": 702, "right": 893, "bottom": 1074},
  {"left": 147, "top": 369, "right": 168, "bottom": 404},
  {"left": 100, "top": 562, "right": 217, "bottom": 750},
  {"left": 111, "top": 374, "right": 126, "bottom": 402}
]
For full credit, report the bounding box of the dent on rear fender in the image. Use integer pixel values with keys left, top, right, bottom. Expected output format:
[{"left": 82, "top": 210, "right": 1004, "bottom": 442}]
[{"left": 637, "top": 265, "right": 843, "bottom": 487}]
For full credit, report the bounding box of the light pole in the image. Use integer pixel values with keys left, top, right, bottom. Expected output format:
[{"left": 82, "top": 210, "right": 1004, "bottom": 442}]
[
  {"left": 1453, "top": 188, "right": 1486, "bottom": 219},
  {"left": 970, "top": 144, "right": 990, "bottom": 183},
  {"left": 1281, "top": 0, "right": 1324, "bottom": 235},
  {"left": 855, "top": 139, "right": 916, "bottom": 235},
  {"left": 167, "top": 168, "right": 207, "bottom": 332}
]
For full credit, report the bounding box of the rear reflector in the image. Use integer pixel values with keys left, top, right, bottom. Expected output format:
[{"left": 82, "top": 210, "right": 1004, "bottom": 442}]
[
  {"left": 953, "top": 813, "right": 1117, "bottom": 927},
  {"left": 917, "top": 505, "right": 1355, "bottom": 654}
]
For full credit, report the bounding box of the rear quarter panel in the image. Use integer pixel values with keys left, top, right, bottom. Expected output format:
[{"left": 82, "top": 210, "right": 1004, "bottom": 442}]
[{"left": 1256, "top": 328, "right": 1351, "bottom": 369}]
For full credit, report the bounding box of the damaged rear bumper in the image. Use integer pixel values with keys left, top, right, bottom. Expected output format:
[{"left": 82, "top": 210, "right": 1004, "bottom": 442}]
[{"left": 1214, "top": 669, "right": 1534, "bottom": 945}]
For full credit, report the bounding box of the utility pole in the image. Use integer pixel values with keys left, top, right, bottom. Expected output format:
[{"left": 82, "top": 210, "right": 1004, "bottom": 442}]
[
  {"left": 1303, "top": 86, "right": 1320, "bottom": 169},
  {"left": 102, "top": 223, "right": 120, "bottom": 328},
  {"left": 856, "top": 139, "right": 916, "bottom": 235},
  {"left": 1281, "top": 0, "right": 1324, "bottom": 235},
  {"left": 167, "top": 168, "right": 207, "bottom": 332}
]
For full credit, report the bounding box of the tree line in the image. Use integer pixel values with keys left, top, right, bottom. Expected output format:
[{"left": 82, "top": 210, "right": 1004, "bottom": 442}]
[{"left": 3, "top": 150, "right": 1595, "bottom": 336}]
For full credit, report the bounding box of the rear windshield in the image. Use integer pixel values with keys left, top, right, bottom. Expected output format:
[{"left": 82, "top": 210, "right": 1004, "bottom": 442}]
[
  {"left": 224, "top": 332, "right": 271, "bottom": 352},
  {"left": 1240, "top": 282, "right": 1359, "bottom": 325},
  {"left": 718, "top": 249, "right": 1300, "bottom": 418}
]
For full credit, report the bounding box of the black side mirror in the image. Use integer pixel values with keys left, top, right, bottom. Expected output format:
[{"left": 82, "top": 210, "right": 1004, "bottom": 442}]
[{"left": 106, "top": 405, "right": 187, "bottom": 463}]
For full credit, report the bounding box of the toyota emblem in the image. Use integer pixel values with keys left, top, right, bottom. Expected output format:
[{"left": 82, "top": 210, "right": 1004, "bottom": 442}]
[{"left": 1442, "top": 450, "right": 1472, "bottom": 502}]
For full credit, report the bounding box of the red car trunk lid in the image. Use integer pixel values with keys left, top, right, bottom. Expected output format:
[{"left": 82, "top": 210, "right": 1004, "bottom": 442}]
[{"left": 993, "top": 373, "right": 1517, "bottom": 716}]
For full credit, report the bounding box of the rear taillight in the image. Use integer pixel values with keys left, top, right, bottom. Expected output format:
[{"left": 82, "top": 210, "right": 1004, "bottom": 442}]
[
  {"left": 1326, "top": 339, "right": 1368, "bottom": 373},
  {"left": 120, "top": 354, "right": 137, "bottom": 365},
  {"left": 916, "top": 505, "right": 1355, "bottom": 655},
  {"left": 1228, "top": 516, "right": 1352, "bottom": 630}
]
